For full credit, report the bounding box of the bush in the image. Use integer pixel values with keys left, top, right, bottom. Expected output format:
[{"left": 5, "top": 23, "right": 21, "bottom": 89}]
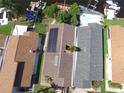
[
  {"left": 56, "top": 3, "right": 80, "bottom": 26},
  {"left": 70, "top": 15, "right": 79, "bottom": 26},
  {"left": 92, "top": 81, "right": 102, "bottom": 90},
  {"left": 69, "top": 3, "right": 80, "bottom": 16},
  {"left": 43, "top": 4, "right": 58, "bottom": 17},
  {"left": 56, "top": 11, "right": 71, "bottom": 24},
  {"left": 108, "top": 80, "right": 123, "bottom": 89}
]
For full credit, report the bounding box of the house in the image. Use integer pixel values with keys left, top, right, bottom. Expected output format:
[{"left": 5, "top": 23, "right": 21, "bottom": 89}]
[
  {"left": 0, "top": 32, "right": 42, "bottom": 93},
  {"left": 42, "top": 24, "right": 75, "bottom": 89},
  {"left": 79, "top": 6, "right": 103, "bottom": 26},
  {"left": 42, "top": 23, "right": 103, "bottom": 90},
  {"left": 73, "top": 23, "right": 103, "bottom": 88},
  {"left": 109, "top": 26, "right": 124, "bottom": 84}
]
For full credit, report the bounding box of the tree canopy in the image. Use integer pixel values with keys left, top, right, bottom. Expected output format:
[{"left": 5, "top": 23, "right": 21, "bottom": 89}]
[
  {"left": 56, "top": 3, "right": 80, "bottom": 26},
  {"left": 56, "top": 11, "right": 71, "bottom": 24},
  {"left": 43, "top": 4, "right": 58, "bottom": 17},
  {"left": 69, "top": 3, "right": 80, "bottom": 16}
]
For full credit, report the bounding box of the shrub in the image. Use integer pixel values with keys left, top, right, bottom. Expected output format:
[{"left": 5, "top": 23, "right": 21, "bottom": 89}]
[
  {"left": 56, "top": 11, "right": 71, "bottom": 24},
  {"left": 69, "top": 3, "right": 80, "bottom": 16},
  {"left": 43, "top": 4, "right": 58, "bottom": 17},
  {"left": 92, "top": 81, "right": 102, "bottom": 90}
]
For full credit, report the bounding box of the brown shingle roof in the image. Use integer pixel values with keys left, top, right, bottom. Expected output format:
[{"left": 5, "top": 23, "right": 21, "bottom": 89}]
[
  {"left": 0, "top": 32, "right": 39, "bottom": 93},
  {"left": 0, "top": 36, "right": 19, "bottom": 93},
  {"left": 110, "top": 26, "right": 124, "bottom": 83},
  {"left": 14, "top": 32, "right": 38, "bottom": 86},
  {"left": 0, "top": 34, "right": 7, "bottom": 47},
  {"left": 42, "top": 24, "right": 75, "bottom": 87}
]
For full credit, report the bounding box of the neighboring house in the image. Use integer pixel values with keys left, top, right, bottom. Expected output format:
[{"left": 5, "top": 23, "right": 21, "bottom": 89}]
[
  {"left": 42, "top": 23, "right": 103, "bottom": 91},
  {"left": 109, "top": 26, "right": 124, "bottom": 84},
  {"left": 79, "top": 6, "right": 103, "bottom": 26},
  {"left": 42, "top": 24, "right": 75, "bottom": 90},
  {"left": 0, "top": 8, "right": 8, "bottom": 25},
  {"left": 73, "top": 23, "right": 103, "bottom": 88},
  {"left": 0, "top": 32, "right": 42, "bottom": 93}
]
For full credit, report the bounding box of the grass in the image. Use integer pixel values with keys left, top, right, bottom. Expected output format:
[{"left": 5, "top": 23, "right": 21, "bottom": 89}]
[
  {"left": 105, "top": 18, "right": 124, "bottom": 26},
  {"left": 103, "top": 26, "right": 108, "bottom": 54},
  {"left": 35, "top": 23, "right": 48, "bottom": 34},
  {"left": 108, "top": 80, "right": 123, "bottom": 89},
  {"left": 100, "top": 22, "right": 109, "bottom": 93},
  {"left": 0, "top": 22, "right": 15, "bottom": 35}
]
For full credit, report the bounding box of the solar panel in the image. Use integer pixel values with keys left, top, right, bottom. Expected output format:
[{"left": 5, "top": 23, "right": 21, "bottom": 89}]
[{"left": 47, "top": 28, "right": 58, "bottom": 52}]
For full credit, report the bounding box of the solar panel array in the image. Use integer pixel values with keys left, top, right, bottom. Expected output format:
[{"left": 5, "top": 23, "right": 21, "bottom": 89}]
[{"left": 47, "top": 28, "right": 58, "bottom": 52}]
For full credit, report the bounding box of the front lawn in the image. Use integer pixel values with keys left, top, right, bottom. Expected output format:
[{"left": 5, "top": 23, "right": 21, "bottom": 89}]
[
  {"left": 105, "top": 18, "right": 124, "bottom": 26},
  {"left": 0, "top": 22, "right": 15, "bottom": 35}
]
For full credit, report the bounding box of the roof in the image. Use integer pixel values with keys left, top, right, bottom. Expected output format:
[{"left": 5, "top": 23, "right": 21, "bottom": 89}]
[
  {"left": 110, "top": 26, "right": 124, "bottom": 83},
  {"left": 73, "top": 23, "right": 103, "bottom": 88},
  {"left": 80, "top": 5, "right": 102, "bottom": 15},
  {"left": 0, "top": 36, "right": 19, "bottom": 93},
  {"left": 42, "top": 24, "right": 75, "bottom": 87},
  {"left": 14, "top": 32, "right": 38, "bottom": 86},
  {"left": 0, "top": 32, "right": 39, "bottom": 93},
  {"left": 12, "top": 25, "right": 28, "bottom": 35},
  {"left": 0, "top": 34, "right": 7, "bottom": 47},
  {"left": 79, "top": 6, "right": 102, "bottom": 26},
  {"left": 0, "top": 35, "right": 8, "bottom": 70}
]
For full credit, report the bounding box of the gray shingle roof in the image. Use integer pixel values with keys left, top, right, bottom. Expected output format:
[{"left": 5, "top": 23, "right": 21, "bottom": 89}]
[{"left": 73, "top": 23, "right": 103, "bottom": 88}]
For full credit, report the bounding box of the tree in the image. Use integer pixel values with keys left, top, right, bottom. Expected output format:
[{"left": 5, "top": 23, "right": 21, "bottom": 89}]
[
  {"left": 43, "top": 4, "right": 58, "bottom": 18},
  {"left": 71, "top": 15, "right": 79, "bottom": 26},
  {"left": 1, "top": 0, "right": 18, "bottom": 17},
  {"left": 56, "top": 3, "right": 80, "bottom": 26},
  {"left": 56, "top": 11, "right": 71, "bottom": 24},
  {"left": 69, "top": 3, "right": 80, "bottom": 16}
]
